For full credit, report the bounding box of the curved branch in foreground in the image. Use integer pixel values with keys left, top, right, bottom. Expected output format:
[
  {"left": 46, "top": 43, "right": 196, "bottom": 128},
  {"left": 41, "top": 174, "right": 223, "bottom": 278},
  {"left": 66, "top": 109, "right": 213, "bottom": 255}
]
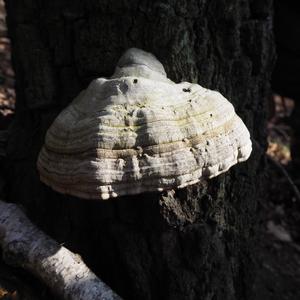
[{"left": 0, "top": 200, "right": 122, "bottom": 300}]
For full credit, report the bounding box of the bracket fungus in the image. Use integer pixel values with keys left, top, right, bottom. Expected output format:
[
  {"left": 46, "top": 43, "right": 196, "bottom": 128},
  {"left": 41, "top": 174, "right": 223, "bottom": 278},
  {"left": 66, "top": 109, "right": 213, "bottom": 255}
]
[{"left": 37, "top": 48, "right": 252, "bottom": 200}]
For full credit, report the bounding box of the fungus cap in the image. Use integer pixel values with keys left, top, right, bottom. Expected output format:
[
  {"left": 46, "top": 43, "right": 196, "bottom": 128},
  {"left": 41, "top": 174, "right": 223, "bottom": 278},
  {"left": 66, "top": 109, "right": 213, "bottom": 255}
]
[{"left": 37, "top": 48, "right": 252, "bottom": 200}]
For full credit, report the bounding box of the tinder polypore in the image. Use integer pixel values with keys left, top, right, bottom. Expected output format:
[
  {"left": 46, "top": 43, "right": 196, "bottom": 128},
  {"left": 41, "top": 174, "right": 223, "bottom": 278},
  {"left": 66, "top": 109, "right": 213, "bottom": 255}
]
[{"left": 37, "top": 48, "right": 252, "bottom": 200}]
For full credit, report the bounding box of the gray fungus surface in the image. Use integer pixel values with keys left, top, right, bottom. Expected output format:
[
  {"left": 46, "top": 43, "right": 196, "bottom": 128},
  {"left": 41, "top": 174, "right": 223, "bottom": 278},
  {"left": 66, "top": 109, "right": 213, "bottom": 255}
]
[{"left": 37, "top": 48, "right": 252, "bottom": 200}]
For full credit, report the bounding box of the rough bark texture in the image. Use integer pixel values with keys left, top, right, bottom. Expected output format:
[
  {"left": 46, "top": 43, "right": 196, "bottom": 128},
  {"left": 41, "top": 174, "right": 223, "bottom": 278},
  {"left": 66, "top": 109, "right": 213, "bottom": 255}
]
[{"left": 3, "top": 1, "right": 274, "bottom": 299}]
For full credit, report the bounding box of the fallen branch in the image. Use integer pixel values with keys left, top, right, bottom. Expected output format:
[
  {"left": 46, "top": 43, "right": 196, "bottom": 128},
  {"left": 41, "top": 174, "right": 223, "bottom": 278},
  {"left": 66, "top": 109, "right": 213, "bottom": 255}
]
[{"left": 0, "top": 200, "right": 122, "bottom": 300}]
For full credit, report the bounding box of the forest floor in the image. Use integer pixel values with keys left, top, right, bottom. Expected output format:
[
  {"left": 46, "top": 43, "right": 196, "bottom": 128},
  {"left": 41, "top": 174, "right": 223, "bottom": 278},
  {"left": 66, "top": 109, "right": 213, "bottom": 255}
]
[
  {"left": 253, "top": 95, "right": 300, "bottom": 300},
  {"left": 1, "top": 1, "right": 300, "bottom": 299},
  {"left": 0, "top": 0, "right": 14, "bottom": 131}
]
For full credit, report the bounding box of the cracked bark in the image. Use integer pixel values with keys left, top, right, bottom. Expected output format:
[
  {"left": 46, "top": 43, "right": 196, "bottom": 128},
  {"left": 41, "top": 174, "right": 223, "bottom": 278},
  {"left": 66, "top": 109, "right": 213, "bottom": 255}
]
[{"left": 3, "top": 1, "right": 274, "bottom": 299}]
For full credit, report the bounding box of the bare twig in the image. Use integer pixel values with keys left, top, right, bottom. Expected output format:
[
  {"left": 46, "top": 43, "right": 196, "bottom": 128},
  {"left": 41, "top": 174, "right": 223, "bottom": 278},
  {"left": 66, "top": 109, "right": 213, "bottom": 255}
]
[{"left": 266, "top": 154, "right": 300, "bottom": 202}]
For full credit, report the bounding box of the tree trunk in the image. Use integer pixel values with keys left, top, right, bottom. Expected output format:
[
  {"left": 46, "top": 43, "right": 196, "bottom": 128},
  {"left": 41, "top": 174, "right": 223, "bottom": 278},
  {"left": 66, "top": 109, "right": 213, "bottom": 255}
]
[{"left": 3, "top": 1, "right": 274, "bottom": 299}]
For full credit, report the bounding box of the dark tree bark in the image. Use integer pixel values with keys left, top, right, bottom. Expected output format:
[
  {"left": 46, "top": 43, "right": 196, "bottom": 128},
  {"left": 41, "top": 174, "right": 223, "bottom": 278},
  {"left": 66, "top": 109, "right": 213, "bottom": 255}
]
[{"left": 3, "top": 1, "right": 274, "bottom": 299}]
